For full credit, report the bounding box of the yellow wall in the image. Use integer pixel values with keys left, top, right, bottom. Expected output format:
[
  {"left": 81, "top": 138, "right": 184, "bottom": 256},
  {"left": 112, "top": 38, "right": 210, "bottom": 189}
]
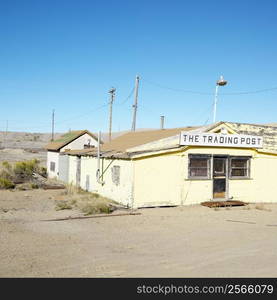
[
  {"left": 230, "top": 152, "right": 277, "bottom": 203},
  {"left": 67, "top": 146, "right": 277, "bottom": 208},
  {"left": 133, "top": 153, "right": 183, "bottom": 208},
  {"left": 132, "top": 146, "right": 277, "bottom": 207}
]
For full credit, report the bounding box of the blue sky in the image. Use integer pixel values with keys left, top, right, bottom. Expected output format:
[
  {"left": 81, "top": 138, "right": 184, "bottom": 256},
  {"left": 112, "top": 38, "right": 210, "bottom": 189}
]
[{"left": 0, "top": 0, "right": 277, "bottom": 133}]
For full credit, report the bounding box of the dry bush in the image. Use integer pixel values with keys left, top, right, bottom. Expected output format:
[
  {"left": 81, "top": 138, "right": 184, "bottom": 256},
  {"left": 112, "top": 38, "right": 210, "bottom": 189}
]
[
  {"left": 62, "top": 183, "right": 85, "bottom": 196},
  {"left": 0, "top": 178, "right": 15, "bottom": 189},
  {"left": 55, "top": 200, "right": 73, "bottom": 211},
  {"left": 255, "top": 204, "right": 271, "bottom": 212},
  {"left": 0, "top": 159, "right": 46, "bottom": 189},
  {"left": 56, "top": 186, "right": 116, "bottom": 215}
]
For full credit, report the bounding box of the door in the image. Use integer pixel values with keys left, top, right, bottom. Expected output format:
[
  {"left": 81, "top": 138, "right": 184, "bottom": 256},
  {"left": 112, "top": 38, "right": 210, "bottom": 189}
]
[
  {"left": 213, "top": 157, "right": 228, "bottom": 199},
  {"left": 76, "top": 157, "right": 81, "bottom": 187},
  {"left": 58, "top": 155, "right": 69, "bottom": 183}
]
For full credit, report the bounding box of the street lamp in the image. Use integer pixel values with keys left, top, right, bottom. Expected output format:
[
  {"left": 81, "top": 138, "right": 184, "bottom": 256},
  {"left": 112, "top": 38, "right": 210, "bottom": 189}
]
[{"left": 213, "top": 75, "right": 227, "bottom": 123}]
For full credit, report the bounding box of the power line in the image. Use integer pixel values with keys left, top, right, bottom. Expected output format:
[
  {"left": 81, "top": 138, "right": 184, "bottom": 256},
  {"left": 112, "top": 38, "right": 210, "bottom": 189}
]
[
  {"left": 143, "top": 78, "right": 277, "bottom": 96},
  {"left": 0, "top": 88, "right": 137, "bottom": 131},
  {"left": 116, "top": 87, "right": 135, "bottom": 106}
]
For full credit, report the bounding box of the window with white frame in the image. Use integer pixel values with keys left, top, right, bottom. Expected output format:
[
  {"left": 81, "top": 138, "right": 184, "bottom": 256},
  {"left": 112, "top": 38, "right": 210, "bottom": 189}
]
[
  {"left": 111, "top": 165, "right": 120, "bottom": 185},
  {"left": 230, "top": 157, "right": 250, "bottom": 178},
  {"left": 188, "top": 154, "right": 211, "bottom": 179}
]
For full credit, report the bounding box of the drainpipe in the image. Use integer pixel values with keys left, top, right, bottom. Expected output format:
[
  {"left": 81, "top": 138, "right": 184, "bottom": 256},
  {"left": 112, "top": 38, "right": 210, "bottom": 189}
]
[{"left": 97, "top": 131, "right": 105, "bottom": 184}]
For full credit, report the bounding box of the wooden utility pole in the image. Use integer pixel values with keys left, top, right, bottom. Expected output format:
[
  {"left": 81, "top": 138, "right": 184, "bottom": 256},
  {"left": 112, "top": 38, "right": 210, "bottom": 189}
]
[
  {"left": 3, "top": 120, "right": 8, "bottom": 148},
  {"left": 108, "top": 88, "right": 116, "bottom": 142},
  {"left": 131, "top": 75, "right": 139, "bottom": 131},
  {"left": 51, "top": 109, "right": 55, "bottom": 141}
]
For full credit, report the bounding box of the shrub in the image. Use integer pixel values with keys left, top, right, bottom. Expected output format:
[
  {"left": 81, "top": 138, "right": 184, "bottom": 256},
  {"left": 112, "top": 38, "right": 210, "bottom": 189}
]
[
  {"left": 14, "top": 159, "right": 40, "bottom": 177},
  {"left": 31, "top": 183, "right": 39, "bottom": 189},
  {"left": 0, "top": 178, "right": 15, "bottom": 189},
  {"left": 80, "top": 201, "right": 112, "bottom": 215},
  {"left": 55, "top": 200, "right": 72, "bottom": 211}
]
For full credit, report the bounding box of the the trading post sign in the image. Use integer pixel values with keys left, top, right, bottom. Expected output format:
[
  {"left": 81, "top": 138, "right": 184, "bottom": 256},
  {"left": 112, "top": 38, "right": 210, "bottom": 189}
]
[{"left": 179, "top": 132, "right": 263, "bottom": 148}]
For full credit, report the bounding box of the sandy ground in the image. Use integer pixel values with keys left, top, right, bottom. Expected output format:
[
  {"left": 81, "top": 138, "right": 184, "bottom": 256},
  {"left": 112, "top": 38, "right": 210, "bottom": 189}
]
[
  {"left": 0, "top": 148, "right": 47, "bottom": 166},
  {"left": 1, "top": 189, "right": 277, "bottom": 278}
]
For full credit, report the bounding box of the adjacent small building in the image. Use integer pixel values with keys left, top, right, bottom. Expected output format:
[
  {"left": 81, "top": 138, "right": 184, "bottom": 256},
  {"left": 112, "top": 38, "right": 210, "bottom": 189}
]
[
  {"left": 45, "top": 130, "right": 100, "bottom": 179},
  {"left": 51, "top": 122, "right": 277, "bottom": 208}
]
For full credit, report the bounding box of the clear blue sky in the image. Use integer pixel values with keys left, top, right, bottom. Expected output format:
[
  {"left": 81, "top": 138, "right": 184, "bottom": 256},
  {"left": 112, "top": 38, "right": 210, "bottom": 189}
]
[{"left": 1, "top": 0, "right": 277, "bottom": 133}]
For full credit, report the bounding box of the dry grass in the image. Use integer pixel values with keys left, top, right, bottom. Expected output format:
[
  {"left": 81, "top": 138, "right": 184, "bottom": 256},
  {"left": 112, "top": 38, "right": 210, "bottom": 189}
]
[
  {"left": 255, "top": 204, "right": 272, "bottom": 212},
  {"left": 55, "top": 186, "right": 117, "bottom": 215},
  {"left": 0, "top": 159, "right": 46, "bottom": 189}
]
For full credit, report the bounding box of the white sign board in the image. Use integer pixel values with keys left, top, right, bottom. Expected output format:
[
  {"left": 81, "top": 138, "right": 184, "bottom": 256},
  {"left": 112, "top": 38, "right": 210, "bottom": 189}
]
[{"left": 179, "top": 132, "right": 263, "bottom": 148}]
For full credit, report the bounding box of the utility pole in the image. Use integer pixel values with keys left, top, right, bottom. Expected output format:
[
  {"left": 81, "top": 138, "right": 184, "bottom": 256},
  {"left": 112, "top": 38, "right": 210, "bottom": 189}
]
[
  {"left": 3, "top": 120, "right": 8, "bottom": 148},
  {"left": 131, "top": 75, "right": 139, "bottom": 131},
  {"left": 108, "top": 88, "right": 116, "bottom": 142},
  {"left": 51, "top": 109, "right": 55, "bottom": 141}
]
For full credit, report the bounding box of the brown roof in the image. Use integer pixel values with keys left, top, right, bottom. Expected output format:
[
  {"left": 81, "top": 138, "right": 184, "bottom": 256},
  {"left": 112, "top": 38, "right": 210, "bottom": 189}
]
[
  {"left": 66, "top": 127, "right": 199, "bottom": 157},
  {"left": 45, "top": 130, "right": 100, "bottom": 151},
  {"left": 101, "top": 127, "right": 198, "bottom": 153}
]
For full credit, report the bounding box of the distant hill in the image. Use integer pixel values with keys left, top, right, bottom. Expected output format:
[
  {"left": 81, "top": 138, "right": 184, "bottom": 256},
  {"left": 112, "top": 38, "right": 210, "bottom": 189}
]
[{"left": 0, "top": 129, "right": 153, "bottom": 150}]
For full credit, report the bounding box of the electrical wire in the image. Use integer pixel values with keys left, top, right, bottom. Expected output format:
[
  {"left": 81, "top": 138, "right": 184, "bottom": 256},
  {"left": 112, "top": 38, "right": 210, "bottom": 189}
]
[
  {"left": 143, "top": 78, "right": 277, "bottom": 96},
  {"left": 1, "top": 88, "right": 136, "bottom": 131},
  {"left": 115, "top": 87, "right": 135, "bottom": 106}
]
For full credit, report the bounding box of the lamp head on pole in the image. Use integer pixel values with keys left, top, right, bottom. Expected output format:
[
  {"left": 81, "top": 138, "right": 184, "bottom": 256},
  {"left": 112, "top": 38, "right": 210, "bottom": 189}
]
[{"left": 216, "top": 75, "right": 227, "bottom": 86}]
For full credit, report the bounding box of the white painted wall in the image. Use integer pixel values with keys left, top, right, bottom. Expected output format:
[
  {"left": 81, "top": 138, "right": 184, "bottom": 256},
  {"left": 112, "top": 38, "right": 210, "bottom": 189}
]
[
  {"left": 60, "top": 133, "right": 97, "bottom": 152},
  {"left": 47, "top": 151, "right": 60, "bottom": 178},
  {"left": 47, "top": 133, "right": 98, "bottom": 179},
  {"left": 74, "top": 156, "right": 134, "bottom": 207}
]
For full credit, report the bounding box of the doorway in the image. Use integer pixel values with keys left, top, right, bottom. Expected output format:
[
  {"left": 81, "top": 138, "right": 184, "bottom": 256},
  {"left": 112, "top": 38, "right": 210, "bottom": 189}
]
[{"left": 213, "top": 156, "right": 228, "bottom": 199}]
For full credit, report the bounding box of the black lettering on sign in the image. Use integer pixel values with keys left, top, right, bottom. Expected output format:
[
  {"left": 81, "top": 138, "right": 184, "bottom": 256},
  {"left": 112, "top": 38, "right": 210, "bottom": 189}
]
[
  {"left": 252, "top": 138, "right": 256, "bottom": 145},
  {"left": 234, "top": 137, "right": 238, "bottom": 144},
  {"left": 246, "top": 138, "right": 251, "bottom": 144},
  {"left": 188, "top": 135, "right": 194, "bottom": 142},
  {"left": 183, "top": 135, "right": 187, "bottom": 142},
  {"left": 208, "top": 136, "right": 213, "bottom": 143},
  {"left": 219, "top": 137, "right": 224, "bottom": 143},
  {"left": 214, "top": 136, "right": 218, "bottom": 143},
  {"left": 195, "top": 135, "right": 199, "bottom": 142},
  {"left": 203, "top": 136, "right": 207, "bottom": 142},
  {"left": 241, "top": 138, "right": 245, "bottom": 144},
  {"left": 228, "top": 137, "right": 233, "bottom": 144}
]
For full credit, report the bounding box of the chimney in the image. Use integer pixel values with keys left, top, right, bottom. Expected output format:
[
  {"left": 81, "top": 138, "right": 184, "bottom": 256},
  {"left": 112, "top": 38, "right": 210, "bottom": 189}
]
[{"left": 160, "top": 115, "right": 165, "bottom": 130}]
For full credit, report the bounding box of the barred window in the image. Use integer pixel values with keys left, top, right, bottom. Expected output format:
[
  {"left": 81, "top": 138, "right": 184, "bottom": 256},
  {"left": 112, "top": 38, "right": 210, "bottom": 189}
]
[
  {"left": 50, "top": 161, "right": 55, "bottom": 172},
  {"left": 111, "top": 165, "right": 120, "bottom": 185},
  {"left": 188, "top": 155, "right": 211, "bottom": 179},
  {"left": 230, "top": 157, "right": 250, "bottom": 178}
]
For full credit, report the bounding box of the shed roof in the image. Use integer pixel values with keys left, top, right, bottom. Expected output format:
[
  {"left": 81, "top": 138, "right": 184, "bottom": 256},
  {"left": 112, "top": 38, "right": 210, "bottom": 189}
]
[
  {"left": 66, "top": 127, "right": 199, "bottom": 157},
  {"left": 45, "top": 130, "right": 100, "bottom": 151},
  {"left": 101, "top": 127, "right": 198, "bottom": 152},
  {"left": 65, "top": 121, "right": 277, "bottom": 159}
]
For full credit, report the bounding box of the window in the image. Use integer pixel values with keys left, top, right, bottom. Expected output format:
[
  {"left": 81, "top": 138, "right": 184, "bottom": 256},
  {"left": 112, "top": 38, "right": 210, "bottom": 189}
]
[
  {"left": 230, "top": 157, "right": 250, "bottom": 178},
  {"left": 111, "top": 165, "right": 120, "bottom": 185},
  {"left": 188, "top": 155, "right": 211, "bottom": 179},
  {"left": 50, "top": 161, "right": 55, "bottom": 172}
]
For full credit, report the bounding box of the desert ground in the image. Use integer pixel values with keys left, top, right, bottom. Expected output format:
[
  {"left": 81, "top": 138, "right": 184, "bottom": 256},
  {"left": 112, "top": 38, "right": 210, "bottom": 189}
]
[{"left": 1, "top": 188, "right": 277, "bottom": 278}]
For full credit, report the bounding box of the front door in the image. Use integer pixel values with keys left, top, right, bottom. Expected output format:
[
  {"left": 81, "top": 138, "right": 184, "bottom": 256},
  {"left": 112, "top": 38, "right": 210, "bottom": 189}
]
[{"left": 213, "top": 157, "right": 228, "bottom": 199}]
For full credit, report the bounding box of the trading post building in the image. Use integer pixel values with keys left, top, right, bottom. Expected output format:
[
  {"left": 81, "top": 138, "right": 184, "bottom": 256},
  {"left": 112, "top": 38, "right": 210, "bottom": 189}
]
[{"left": 57, "top": 121, "right": 277, "bottom": 208}]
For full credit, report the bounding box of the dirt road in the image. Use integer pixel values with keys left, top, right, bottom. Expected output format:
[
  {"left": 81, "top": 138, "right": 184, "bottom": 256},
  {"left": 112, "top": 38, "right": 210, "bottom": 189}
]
[{"left": 1, "top": 189, "right": 277, "bottom": 277}]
